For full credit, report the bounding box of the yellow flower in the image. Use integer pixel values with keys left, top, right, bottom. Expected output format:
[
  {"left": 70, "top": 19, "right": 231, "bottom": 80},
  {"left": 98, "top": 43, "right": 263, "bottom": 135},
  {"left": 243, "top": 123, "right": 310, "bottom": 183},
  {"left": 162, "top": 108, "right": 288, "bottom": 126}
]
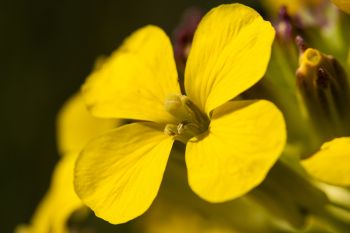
[
  {"left": 302, "top": 137, "right": 350, "bottom": 186},
  {"left": 17, "top": 93, "right": 117, "bottom": 233},
  {"left": 332, "top": 0, "right": 350, "bottom": 13},
  {"left": 75, "top": 3, "right": 286, "bottom": 224}
]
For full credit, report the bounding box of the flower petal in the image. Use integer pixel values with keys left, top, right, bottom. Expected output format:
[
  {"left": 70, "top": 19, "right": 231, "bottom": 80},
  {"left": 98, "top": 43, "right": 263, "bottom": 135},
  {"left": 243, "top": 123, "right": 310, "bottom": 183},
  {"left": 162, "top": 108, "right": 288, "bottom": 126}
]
[
  {"left": 302, "top": 137, "right": 350, "bottom": 186},
  {"left": 186, "top": 100, "right": 286, "bottom": 202},
  {"left": 82, "top": 25, "right": 181, "bottom": 123},
  {"left": 184, "top": 4, "right": 275, "bottom": 114},
  {"left": 18, "top": 153, "right": 84, "bottom": 233},
  {"left": 74, "top": 123, "right": 174, "bottom": 224},
  {"left": 57, "top": 93, "right": 118, "bottom": 155}
]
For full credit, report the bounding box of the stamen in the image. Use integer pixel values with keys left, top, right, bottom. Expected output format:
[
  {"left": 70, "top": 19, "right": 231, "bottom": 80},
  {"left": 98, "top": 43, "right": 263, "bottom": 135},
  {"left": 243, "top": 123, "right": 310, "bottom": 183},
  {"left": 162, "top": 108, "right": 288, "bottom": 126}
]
[{"left": 164, "top": 94, "right": 210, "bottom": 143}]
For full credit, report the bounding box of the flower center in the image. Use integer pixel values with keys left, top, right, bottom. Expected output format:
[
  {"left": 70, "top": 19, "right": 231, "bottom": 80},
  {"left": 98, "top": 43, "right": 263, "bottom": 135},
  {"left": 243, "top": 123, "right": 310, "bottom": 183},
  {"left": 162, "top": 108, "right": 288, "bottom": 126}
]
[{"left": 164, "top": 94, "right": 210, "bottom": 143}]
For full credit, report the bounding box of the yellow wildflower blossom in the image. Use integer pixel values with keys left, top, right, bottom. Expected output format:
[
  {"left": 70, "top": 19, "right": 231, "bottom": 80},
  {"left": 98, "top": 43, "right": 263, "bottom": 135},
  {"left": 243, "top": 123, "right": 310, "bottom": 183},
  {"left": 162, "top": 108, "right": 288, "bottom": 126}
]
[
  {"left": 17, "top": 93, "right": 117, "bottom": 233},
  {"left": 75, "top": 3, "right": 286, "bottom": 224},
  {"left": 302, "top": 137, "right": 350, "bottom": 186}
]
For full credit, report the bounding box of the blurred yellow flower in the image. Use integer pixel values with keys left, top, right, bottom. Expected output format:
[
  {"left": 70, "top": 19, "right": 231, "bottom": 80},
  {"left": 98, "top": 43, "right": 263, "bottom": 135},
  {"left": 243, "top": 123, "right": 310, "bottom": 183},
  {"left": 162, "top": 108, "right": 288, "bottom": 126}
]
[
  {"left": 332, "top": 0, "right": 350, "bottom": 13},
  {"left": 56, "top": 92, "right": 117, "bottom": 155},
  {"left": 16, "top": 153, "right": 83, "bottom": 233},
  {"left": 75, "top": 3, "right": 286, "bottom": 224},
  {"left": 261, "top": 0, "right": 323, "bottom": 15},
  {"left": 16, "top": 93, "right": 117, "bottom": 233},
  {"left": 302, "top": 137, "right": 350, "bottom": 186}
]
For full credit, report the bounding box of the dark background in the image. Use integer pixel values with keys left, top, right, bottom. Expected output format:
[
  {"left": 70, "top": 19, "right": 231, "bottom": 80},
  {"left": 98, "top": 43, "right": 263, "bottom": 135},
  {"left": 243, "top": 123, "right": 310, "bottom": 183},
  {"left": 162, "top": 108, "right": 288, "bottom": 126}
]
[{"left": 0, "top": 0, "right": 260, "bottom": 232}]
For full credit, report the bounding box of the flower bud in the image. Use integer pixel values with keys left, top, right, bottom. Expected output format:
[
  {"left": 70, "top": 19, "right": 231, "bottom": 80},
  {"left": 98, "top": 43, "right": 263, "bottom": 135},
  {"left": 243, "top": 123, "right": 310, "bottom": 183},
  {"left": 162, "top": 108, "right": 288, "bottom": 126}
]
[
  {"left": 173, "top": 7, "right": 203, "bottom": 72},
  {"left": 296, "top": 47, "right": 350, "bottom": 139},
  {"left": 275, "top": 6, "right": 303, "bottom": 42}
]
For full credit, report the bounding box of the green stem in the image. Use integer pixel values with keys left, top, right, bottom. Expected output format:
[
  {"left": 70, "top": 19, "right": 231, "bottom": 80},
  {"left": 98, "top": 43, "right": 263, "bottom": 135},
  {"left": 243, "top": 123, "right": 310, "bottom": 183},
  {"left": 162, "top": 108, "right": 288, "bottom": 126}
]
[
  {"left": 330, "top": 200, "right": 350, "bottom": 213},
  {"left": 315, "top": 207, "right": 350, "bottom": 233}
]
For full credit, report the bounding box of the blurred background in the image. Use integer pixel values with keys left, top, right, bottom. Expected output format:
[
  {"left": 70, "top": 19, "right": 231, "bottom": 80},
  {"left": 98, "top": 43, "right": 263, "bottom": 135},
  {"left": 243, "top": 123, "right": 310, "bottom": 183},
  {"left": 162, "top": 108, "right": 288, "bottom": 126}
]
[{"left": 0, "top": 0, "right": 261, "bottom": 232}]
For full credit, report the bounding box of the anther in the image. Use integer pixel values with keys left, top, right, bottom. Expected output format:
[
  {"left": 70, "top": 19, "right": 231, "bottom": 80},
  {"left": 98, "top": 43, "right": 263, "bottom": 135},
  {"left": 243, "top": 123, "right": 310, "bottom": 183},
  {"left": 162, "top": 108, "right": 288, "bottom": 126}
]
[{"left": 164, "top": 94, "right": 209, "bottom": 143}]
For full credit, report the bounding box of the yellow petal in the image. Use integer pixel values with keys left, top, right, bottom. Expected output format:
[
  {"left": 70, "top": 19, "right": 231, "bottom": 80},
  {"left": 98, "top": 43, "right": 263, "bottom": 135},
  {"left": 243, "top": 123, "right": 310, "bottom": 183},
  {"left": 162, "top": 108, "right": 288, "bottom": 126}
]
[
  {"left": 302, "top": 137, "right": 350, "bottom": 186},
  {"left": 82, "top": 25, "right": 180, "bottom": 123},
  {"left": 74, "top": 123, "right": 174, "bottom": 224},
  {"left": 18, "top": 153, "right": 84, "bottom": 233},
  {"left": 57, "top": 92, "right": 118, "bottom": 155},
  {"left": 184, "top": 4, "right": 275, "bottom": 114},
  {"left": 332, "top": 0, "right": 350, "bottom": 14},
  {"left": 186, "top": 100, "right": 286, "bottom": 202}
]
